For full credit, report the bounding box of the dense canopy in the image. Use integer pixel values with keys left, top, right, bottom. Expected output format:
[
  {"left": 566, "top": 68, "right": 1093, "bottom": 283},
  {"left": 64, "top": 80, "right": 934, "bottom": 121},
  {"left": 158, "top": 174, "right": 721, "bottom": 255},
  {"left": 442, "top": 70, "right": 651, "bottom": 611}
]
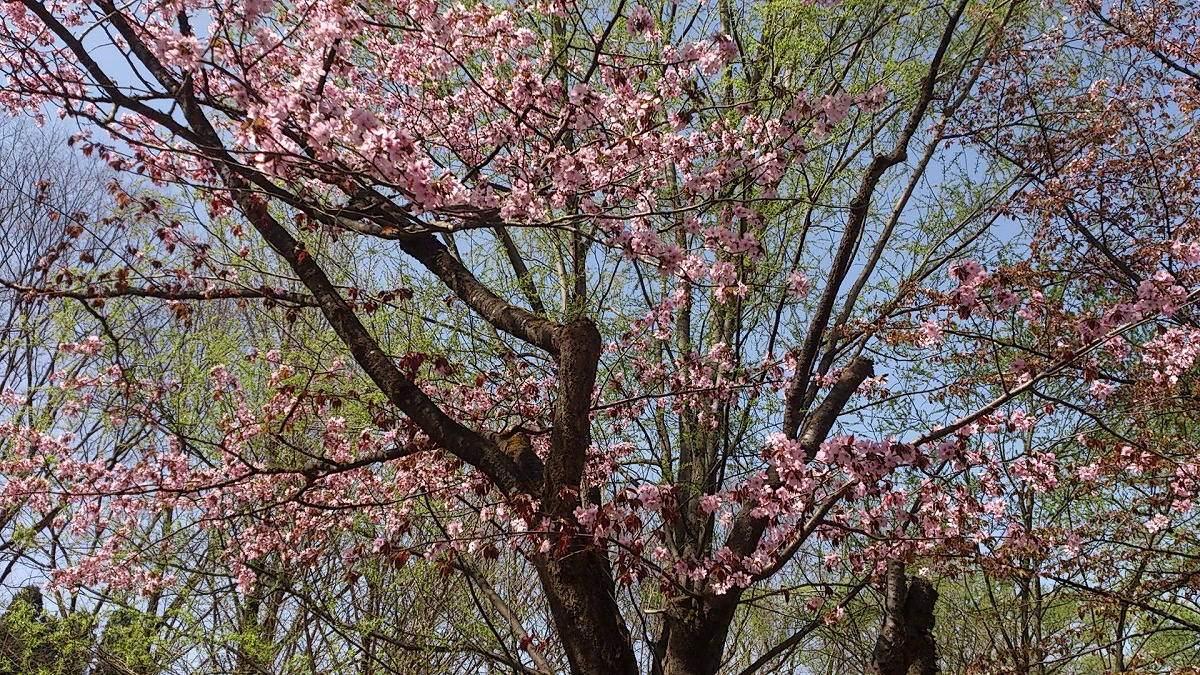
[{"left": 2, "top": 0, "right": 1200, "bottom": 673}]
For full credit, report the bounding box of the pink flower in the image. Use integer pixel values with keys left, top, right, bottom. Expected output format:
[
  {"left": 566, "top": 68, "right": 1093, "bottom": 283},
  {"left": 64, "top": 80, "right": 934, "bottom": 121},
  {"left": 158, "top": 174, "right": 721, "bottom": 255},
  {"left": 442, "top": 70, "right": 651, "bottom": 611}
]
[
  {"left": 787, "top": 271, "right": 811, "bottom": 299},
  {"left": 58, "top": 336, "right": 104, "bottom": 356},
  {"left": 152, "top": 32, "right": 204, "bottom": 71},
  {"left": 635, "top": 483, "right": 663, "bottom": 511},
  {"left": 949, "top": 259, "right": 987, "bottom": 287},
  {"left": 856, "top": 84, "right": 887, "bottom": 112},
  {"left": 234, "top": 564, "right": 256, "bottom": 594},
  {"left": 1172, "top": 239, "right": 1200, "bottom": 263},
  {"left": 1062, "top": 533, "right": 1084, "bottom": 557},
  {"left": 1142, "top": 328, "right": 1200, "bottom": 386},
  {"left": 574, "top": 504, "right": 599, "bottom": 528},
  {"left": 627, "top": 6, "right": 655, "bottom": 36},
  {"left": 1008, "top": 409, "right": 1036, "bottom": 432},
  {"left": 822, "top": 606, "right": 846, "bottom": 626},
  {"left": 914, "top": 320, "right": 943, "bottom": 348},
  {"left": 710, "top": 261, "right": 738, "bottom": 287},
  {"left": 819, "top": 91, "right": 853, "bottom": 125},
  {"left": 1088, "top": 380, "right": 1114, "bottom": 400},
  {"left": 1145, "top": 514, "right": 1169, "bottom": 534}
]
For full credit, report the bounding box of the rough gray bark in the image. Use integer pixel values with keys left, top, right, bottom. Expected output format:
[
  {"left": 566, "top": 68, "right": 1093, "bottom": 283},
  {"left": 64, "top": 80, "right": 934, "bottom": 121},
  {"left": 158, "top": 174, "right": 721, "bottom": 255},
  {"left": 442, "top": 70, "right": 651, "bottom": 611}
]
[{"left": 871, "top": 561, "right": 939, "bottom": 675}]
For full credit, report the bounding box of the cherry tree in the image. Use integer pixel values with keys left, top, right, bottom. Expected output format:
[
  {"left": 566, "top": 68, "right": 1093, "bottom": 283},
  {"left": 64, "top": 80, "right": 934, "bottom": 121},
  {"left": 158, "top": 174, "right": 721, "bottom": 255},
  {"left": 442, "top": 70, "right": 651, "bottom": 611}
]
[
  {"left": 936, "top": 0, "right": 1200, "bottom": 670},
  {"left": 2, "top": 0, "right": 1200, "bottom": 672}
]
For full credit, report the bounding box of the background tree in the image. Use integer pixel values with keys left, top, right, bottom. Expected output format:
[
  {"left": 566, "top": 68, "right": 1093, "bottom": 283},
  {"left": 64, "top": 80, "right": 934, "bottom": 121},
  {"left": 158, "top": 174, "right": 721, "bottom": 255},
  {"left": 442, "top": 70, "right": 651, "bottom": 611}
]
[{"left": 0, "top": 586, "right": 92, "bottom": 675}]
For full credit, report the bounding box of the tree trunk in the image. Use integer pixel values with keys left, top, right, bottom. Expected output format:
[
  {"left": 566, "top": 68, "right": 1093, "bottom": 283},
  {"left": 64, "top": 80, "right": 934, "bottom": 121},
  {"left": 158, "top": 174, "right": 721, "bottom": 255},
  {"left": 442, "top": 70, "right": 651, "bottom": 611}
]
[
  {"left": 871, "top": 561, "right": 939, "bottom": 675},
  {"left": 657, "top": 592, "right": 743, "bottom": 675},
  {"left": 534, "top": 548, "right": 639, "bottom": 675}
]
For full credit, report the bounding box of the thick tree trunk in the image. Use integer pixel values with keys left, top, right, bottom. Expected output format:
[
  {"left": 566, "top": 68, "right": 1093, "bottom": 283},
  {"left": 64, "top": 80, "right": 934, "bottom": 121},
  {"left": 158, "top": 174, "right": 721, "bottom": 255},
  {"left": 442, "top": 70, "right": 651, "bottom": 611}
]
[
  {"left": 659, "top": 622, "right": 729, "bottom": 675},
  {"left": 871, "top": 561, "right": 939, "bottom": 675},
  {"left": 535, "top": 549, "right": 639, "bottom": 675},
  {"left": 657, "top": 593, "right": 741, "bottom": 675},
  {"left": 536, "top": 318, "right": 640, "bottom": 675}
]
